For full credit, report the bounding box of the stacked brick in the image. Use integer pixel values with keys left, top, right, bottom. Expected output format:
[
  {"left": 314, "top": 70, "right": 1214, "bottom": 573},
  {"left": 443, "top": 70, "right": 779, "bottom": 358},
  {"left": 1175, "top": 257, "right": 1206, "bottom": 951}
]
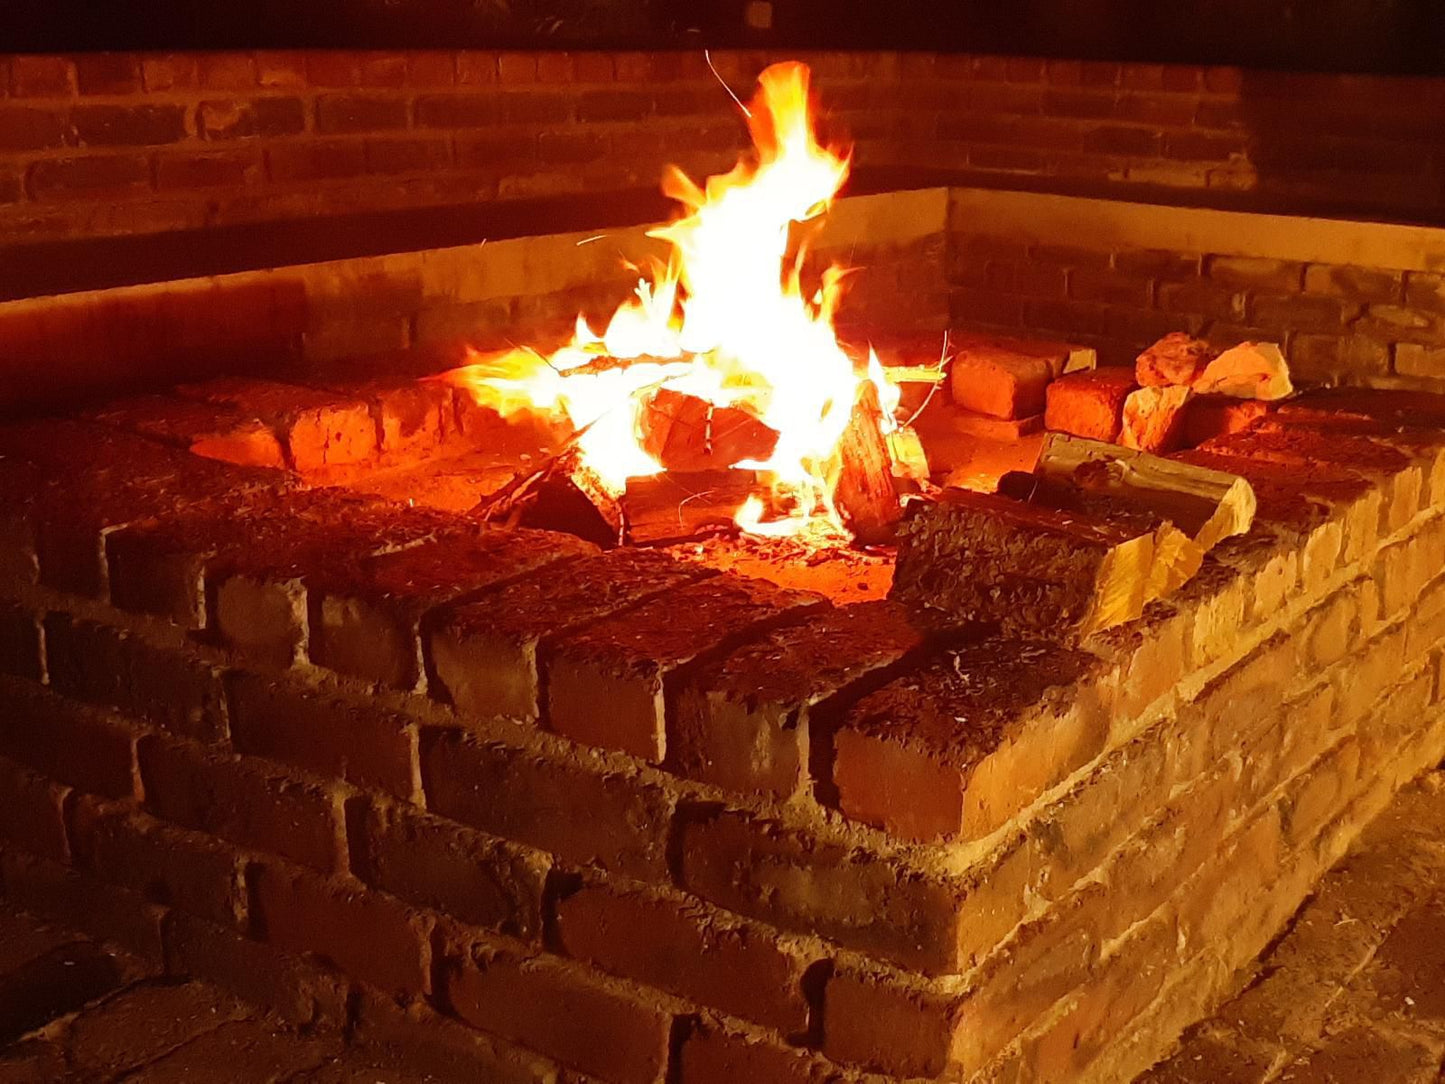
[
  {"left": 2, "top": 382, "right": 1445, "bottom": 1082},
  {"left": 951, "top": 236, "right": 1445, "bottom": 394}
]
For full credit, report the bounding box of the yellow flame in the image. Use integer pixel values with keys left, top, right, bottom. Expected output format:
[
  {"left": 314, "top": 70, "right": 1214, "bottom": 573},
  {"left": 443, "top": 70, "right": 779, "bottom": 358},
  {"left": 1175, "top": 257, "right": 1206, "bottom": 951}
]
[{"left": 443, "top": 61, "right": 902, "bottom": 539}]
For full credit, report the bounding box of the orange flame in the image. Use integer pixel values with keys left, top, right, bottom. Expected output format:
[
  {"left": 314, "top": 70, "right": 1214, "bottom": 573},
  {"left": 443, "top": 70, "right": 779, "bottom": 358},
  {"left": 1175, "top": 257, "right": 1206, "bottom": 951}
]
[{"left": 444, "top": 61, "right": 900, "bottom": 540}]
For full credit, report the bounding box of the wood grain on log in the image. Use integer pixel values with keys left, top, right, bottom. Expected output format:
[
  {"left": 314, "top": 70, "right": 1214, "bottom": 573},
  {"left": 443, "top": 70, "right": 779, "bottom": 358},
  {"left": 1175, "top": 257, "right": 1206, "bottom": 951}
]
[
  {"left": 638, "top": 387, "right": 779, "bottom": 472},
  {"left": 621, "top": 470, "right": 756, "bottom": 544},
  {"left": 473, "top": 448, "right": 624, "bottom": 549},
  {"left": 830, "top": 382, "right": 903, "bottom": 545}
]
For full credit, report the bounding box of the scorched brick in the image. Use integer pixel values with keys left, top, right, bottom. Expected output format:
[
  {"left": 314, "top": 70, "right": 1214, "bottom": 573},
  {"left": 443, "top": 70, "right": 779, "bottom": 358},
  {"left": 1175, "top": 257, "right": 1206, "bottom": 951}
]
[
  {"left": 669, "top": 600, "right": 928, "bottom": 799},
  {"left": 307, "top": 526, "right": 594, "bottom": 691},
  {"left": 543, "top": 573, "right": 825, "bottom": 762},
  {"left": 311, "top": 377, "right": 461, "bottom": 465},
  {"left": 553, "top": 879, "right": 815, "bottom": 1034},
  {"left": 420, "top": 726, "right": 672, "bottom": 881},
  {"left": 428, "top": 547, "right": 707, "bottom": 722},
  {"left": 832, "top": 641, "right": 1101, "bottom": 843},
  {"left": 443, "top": 947, "right": 672, "bottom": 1084}
]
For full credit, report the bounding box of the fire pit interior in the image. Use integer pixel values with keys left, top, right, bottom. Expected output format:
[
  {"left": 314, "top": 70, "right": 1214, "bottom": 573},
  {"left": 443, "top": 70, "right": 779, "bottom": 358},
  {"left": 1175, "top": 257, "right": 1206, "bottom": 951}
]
[{"left": 5, "top": 34, "right": 1445, "bottom": 1084}]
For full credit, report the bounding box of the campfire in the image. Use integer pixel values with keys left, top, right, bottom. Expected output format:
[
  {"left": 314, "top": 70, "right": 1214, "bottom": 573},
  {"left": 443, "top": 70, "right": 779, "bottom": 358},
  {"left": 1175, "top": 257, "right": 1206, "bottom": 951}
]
[{"left": 440, "top": 61, "right": 912, "bottom": 549}]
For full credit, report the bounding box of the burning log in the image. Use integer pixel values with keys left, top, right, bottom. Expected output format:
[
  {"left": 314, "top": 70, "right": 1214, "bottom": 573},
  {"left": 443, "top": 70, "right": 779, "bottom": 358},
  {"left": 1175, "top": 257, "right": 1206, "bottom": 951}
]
[
  {"left": 1135, "top": 332, "right": 1215, "bottom": 387},
  {"left": 890, "top": 487, "right": 1156, "bottom": 641},
  {"left": 621, "top": 470, "right": 756, "bottom": 544},
  {"left": 1120, "top": 385, "right": 1192, "bottom": 454},
  {"left": 1192, "top": 342, "right": 1294, "bottom": 400},
  {"left": 638, "top": 387, "right": 780, "bottom": 472},
  {"left": 830, "top": 382, "right": 904, "bottom": 545},
  {"left": 472, "top": 448, "right": 624, "bottom": 549}
]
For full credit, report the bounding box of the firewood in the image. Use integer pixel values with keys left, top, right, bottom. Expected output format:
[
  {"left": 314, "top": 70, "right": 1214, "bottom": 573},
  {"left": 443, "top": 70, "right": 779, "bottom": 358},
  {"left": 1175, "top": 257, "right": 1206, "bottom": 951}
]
[
  {"left": 1192, "top": 342, "right": 1293, "bottom": 400},
  {"left": 1035, "top": 432, "right": 1256, "bottom": 553},
  {"left": 638, "top": 387, "right": 780, "bottom": 472},
  {"left": 1044, "top": 368, "right": 1138, "bottom": 442},
  {"left": 830, "top": 382, "right": 904, "bottom": 545},
  {"left": 1120, "top": 385, "right": 1192, "bottom": 454},
  {"left": 890, "top": 487, "right": 1156, "bottom": 641},
  {"left": 1135, "top": 332, "right": 1215, "bottom": 387},
  {"left": 621, "top": 470, "right": 756, "bottom": 544},
  {"left": 472, "top": 448, "right": 624, "bottom": 549}
]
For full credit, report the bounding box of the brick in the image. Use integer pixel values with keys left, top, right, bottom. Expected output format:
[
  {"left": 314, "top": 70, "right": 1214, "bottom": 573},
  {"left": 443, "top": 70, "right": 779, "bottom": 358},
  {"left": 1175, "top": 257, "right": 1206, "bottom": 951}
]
[
  {"left": 44, "top": 615, "right": 228, "bottom": 743},
  {"left": 0, "top": 849, "right": 164, "bottom": 961},
  {"left": 0, "top": 105, "right": 69, "bottom": 151},
  {"left": 350, "top": 798, "right": 548, "bottom": 939},
  {"left": 309, "top": 528, "right": 592, "bottom": 690},
  {"left": 9, "top": 55, "right": 75, "bottom": 97},
  {"left": 70, "top": 799, "right": 246, "bottom": 928},
  {"left": 1206, "top": 256, "right": 1303, "bottom": 292},
  {"left": 226, "top": 672, "right": 417, "bottom": 800},
  {"left": 420, "top": 727, "right": 671, "bottom": 880},
  {"left": 252, "top": 861, "right": 430, "bottom": 998},
  {"left": 197, "top": 97, "right": 306, "bottom": 139},
  {"left": 1043, "top": 367, "right": 1137, "bottom": 442},
  {"left": 267, "top": 140, "right": 368, "bottom": 182},
  {"left": 1158, "top": 279, "right": 1247, "bottom": 322},
  {"left": 162, "top": 911, "right": 347, "bottom": 1027},
  {"left": 123, "top": 1018, "right": 340, "bottom": 1082},
  {"left": 197, "top": 52, "right": 257, "bottom": 90},
  {"left": 676, "top": 806, "right": 961, "bottom": 974},
  {"left": 1252, "top": 292, "right": 1351, "bottom": 333},
  {"left": 315, "top": 93, "right": 409, "bottom": 133},
  {"left": 156, "top": 148, "right": 261, "bottom": 190},
  {"left": 0, "top": 757, "right": 68, "bottom": 862},
  {"left": 822, "top": 967, "right": 954, "bottom": 1076},
  {"left": 0, "top": 602, "right": 42, "bottom": 681},
  {"left": 142, "top": 54, "right": 199, "bottom": 92},
  {"left": 72, "top": 104, "right": 186, "bottom": 146},
  {"left": 0, "top": 677, "right": 139, "bottom": 800},
  {"left": 415, "top": 92, "right": 501, "bottom": 128},
  {"left": 544, "top": 574, "right": 823, "bottom": 762},
  {"left": 430, "top": 549, "right": 704, "bottom": 722},
  {"left": 672, "top": 600, "right": 925, "bottom": 799},
  {"left": 27, "top": 153, "right": 151, "bottom": 200},
  {"left": 835, "top": 641, "right": 1101, "bottom": 842},
  {"left": 444, "top": 948, "right": 671, "bottom": 1084},
  {"left": 675, "top": 1022, "right": 828, "bottom": 1084},
  {"left": 950, "top": 341, "right": 1054, "bottom": 419},
  {"left": 1282, "top": 1027, "right": 1437, "bottom": 1083},
  {"left": 1305, "top": 264, "right": 1402, "bottom": 304},
  {"left": 554, "top": 880, "right": 812, "bottom": 1034},
  {"left": 0, "top": 938, "right": 132, "bottom": 1047},
  {"left": 1396, "top": 342, "right": 1445, "bottom": 377},
  {"left": 65, "top": 980, "right": 248, "bottom": 1078},
  {"left": 139, "top": 735, "right": 343, "bottom": 872},
  {"left": 1404, "top": 270, "right": 1445, "bottom": 315}
]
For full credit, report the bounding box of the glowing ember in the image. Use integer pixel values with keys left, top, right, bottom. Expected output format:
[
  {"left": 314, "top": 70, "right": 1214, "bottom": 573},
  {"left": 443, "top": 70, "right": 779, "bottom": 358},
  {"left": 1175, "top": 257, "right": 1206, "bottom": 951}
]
[{"left": 443, "top": 61, "right": 902, "bottom": 540}]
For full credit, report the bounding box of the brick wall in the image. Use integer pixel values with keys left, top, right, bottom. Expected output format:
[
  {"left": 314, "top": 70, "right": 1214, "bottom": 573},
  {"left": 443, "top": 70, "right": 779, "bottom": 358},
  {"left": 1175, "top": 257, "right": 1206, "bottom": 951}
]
[
  {"left": 2, "top": 377, "right": 1445, "bottom": 1080},
  {"left": 2, "top": 49, "right": 1445, "bottom": 247}
]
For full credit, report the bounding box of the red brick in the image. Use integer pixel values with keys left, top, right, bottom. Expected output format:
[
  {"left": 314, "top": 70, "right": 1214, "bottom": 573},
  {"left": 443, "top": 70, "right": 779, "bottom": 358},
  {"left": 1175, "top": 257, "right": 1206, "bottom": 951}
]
[
  {"left": 69, "top": 799, "right": 245, "bottom": 927},
  {"left": 27, "top": 154, "right": 151, "bottom": 200},
  {"left": 0, "top": 602, "right": 42, "bottom": 682},
  {"left": 156, "top": 149, "right": 261, "bottom": 190},
  {"left": 834, "top": 641, "right": 1101, "bottom": 842},
  {"left": 444, "top": 948, "right": 671, "bottom": 1084},
  {"left": 429, "top": 548, "right": 703, "bottom": 722},
  {"left": 456, "top": 51, "right": 499, "bottom": 85},
  {"left": 267, "top": 140, "right": 368, "bottom": 182},
  {"left": 72, "top": 104, "right": 187, "bottom": 147},
  {"left": 350, "top": 798, "right": 548, "bottom": 938},
  {"left": 677, "top": 806, "right": 962, "bottom": 974},
  {"left": 0, "top": 678, "right": 139, "bottom": 800},
  {"left": 545, "top": 574, "right": 823, "bottom": 762},
  {"left": 139, "top": 735, "right": 343, "bottom": 872},
  {"left": 554, "top": 880, "right": 813, "bottom": 1033},
  {"left": 226, "top": 671, "right": 417, "bottom": 800},
  {"left": 415, "top": 92, "right": 501, "bottom": 128},
  {"left": 822, "top": 967, "right": 955, "bottom": 1076},
  {"left": 0, "top": 849, "right": 164, "bottom": 961},
  {"left": 0, "top": 105, "right": 69, "bottom": 151},
  {"left": 0, "top": 756, "right": 69, "bottom": 862},
  {"left": 675, "top": 1022, "right": 828, "bottom": 1084},
  {"left": 197, "top": 97, "right": 306, "bottom": 140},
  {"left": 420, "top": 727, "right": 672, "bottom": 881},
  {"left": 162, "top": 910, "right": 347, "bottom": 1027},
  {"left": 141, "top": 53, "right": 198, "bottom": 91},
  {"left": 124, "top": 1017, "right": 341, "bottom": 1080},
  {"left": 252, "top": 860, "right": 430, "bottom": 998},
  {"left": 308, "top": 528, "right": 592, "bottom": 690},
  {"left": 673, "top": 601, "right": 926, "bottom": 799},
  {"left": 315, "top": 93, "right": 409, "bottom": 133},
  {"left": 1044, "top": 367, "right": 1137, "bottom": 441},
  {"left": 65, "top": 980, "right": 249, "bottom": 1078},
  {"left": 9, "top": 56, "right": 76, "bottom": 97},
  {"left": 44, "top": 614, "right": 228, "bottom": 743},
  {"left": 196, "top": 52, "right": 256, "bottom": 90},
  {"left": 950, "top": 341, "right": 1054, "bottom": 419},
  {"left": 1206, "top": 255, "right": 1304, "bottom": 292}
]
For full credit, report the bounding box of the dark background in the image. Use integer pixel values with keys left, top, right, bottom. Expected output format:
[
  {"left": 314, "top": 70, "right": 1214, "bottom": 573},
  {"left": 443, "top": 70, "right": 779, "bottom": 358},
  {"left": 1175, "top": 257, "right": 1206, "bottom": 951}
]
[{"left": 6, "top": 0, "right": 1445, "bottom": 75}]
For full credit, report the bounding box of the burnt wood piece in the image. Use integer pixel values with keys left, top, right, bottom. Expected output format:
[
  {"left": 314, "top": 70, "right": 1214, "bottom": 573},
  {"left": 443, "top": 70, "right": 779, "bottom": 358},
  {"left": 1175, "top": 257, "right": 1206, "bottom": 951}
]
[
  {"left": 637, "top": 388, "right": 779, "bottom": 472},
  {"left": 621, "top": 470, "right": 757, "bottom": 545},
  {"left": 1044, "top": 368, "right": 1138, "bottom": 443},
  {"left": 558, "top": 353, "right": 691, "bottom": 380},
  {"left": 890, "top": 487, "right": 1155, "bottom": 641},
  {"left": 1120, "top": 385, "right": 1192, "bottom": 455},
  {"left": 830, "top": 382, "right": 903, "bottom": 545},
  {"left": 1036, "top": 433, "right": 1257, "bottom": 552},
  {"left": 472, "top": 449, "right": 624, "bottom": 550}
]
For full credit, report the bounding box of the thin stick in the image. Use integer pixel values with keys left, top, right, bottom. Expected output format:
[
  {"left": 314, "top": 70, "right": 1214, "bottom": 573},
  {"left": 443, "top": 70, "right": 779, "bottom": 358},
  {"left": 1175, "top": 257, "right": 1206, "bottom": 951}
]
[
  {"left": 705, "top": 49, "right": 751, "bottom": 118},
  {"left": 901, "top": 330, "right": 952, "bottom": 429}
]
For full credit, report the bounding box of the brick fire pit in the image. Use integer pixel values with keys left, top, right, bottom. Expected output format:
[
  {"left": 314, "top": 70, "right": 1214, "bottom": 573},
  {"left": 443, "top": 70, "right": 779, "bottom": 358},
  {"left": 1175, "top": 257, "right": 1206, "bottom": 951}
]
[{"left": 3, "top": 358, "right": 1445, "bottom": 1082}]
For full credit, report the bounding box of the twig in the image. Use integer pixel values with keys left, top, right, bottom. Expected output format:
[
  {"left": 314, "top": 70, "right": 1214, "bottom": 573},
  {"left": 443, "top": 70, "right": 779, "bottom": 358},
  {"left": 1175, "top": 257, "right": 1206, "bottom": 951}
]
[
  {"left": 900, "top": 330, "right": 953, "bottom": 429},
  {"left": 705, "top": 49, "right": 751, "bottom": 118}
]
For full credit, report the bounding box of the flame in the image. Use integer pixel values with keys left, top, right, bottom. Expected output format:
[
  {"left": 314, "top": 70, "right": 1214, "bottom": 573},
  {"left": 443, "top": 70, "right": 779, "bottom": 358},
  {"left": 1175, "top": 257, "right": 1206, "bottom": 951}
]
[{"left": 444, "top": 62, "right": 901, "bottom": 540}]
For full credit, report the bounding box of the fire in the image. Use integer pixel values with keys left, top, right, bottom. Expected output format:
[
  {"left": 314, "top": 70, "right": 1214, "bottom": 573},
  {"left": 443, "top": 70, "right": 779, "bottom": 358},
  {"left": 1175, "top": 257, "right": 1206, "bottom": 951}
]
[{"left": 444, "top": 61, "right": 901, "bottom": 540}]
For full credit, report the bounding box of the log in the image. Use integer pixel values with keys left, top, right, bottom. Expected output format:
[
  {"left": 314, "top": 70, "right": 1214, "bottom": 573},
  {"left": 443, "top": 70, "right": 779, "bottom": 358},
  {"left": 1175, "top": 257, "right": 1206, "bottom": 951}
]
[
  {"left": 638, "top": 387, "right": 780, "bottom": 472},
  {"left": 621, "top": 470, "right": 756, "bottom": 544},
  {"left": 890, "top": 487, "right": 1156, "bottom": 641},
  {"left": 830, "top": 382, "right": 904, "bottom": 545},
  {"left": 1135, "top": 332, "right": 1215, "bottom": 387},
  {"left": 1192, "top": 342, "right": 1293, "bottom": 400},
  {"left": 1035, "top": 432, "right": 1256, "bottom": 553},
  {"left": 1120, "top": 385, "right": 1192, "bottom": 454},
  {"left": 472, "top": 448, "right": 624, "bottom": 549}
]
